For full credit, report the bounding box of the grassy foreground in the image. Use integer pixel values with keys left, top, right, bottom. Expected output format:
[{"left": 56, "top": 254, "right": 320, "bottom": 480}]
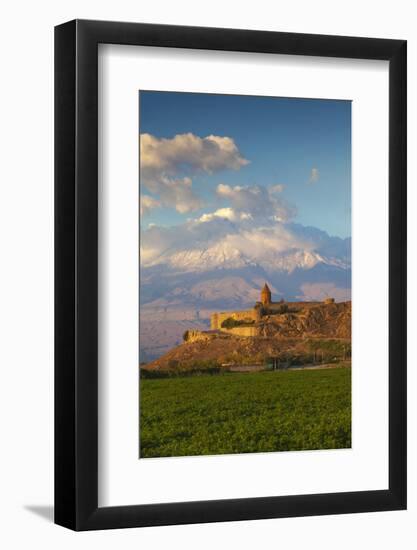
[{"left": 140, "top": 367, "right": 351, "bottom": 458}]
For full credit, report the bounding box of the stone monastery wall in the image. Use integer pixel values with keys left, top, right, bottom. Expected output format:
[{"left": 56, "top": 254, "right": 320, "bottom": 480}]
[
  {"left": 220, "top": 325, "right": 261, "bottom": 337},
  {"left": 210, "top": 309, "right": 259, "bottom": 330}
]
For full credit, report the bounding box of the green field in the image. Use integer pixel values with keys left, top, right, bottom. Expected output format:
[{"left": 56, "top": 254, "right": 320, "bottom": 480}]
[{"left": 140, "top": 367, "right": 351, "bottom": 458}]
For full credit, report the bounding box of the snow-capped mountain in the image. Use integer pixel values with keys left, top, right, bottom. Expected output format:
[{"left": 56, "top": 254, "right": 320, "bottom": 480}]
[
  {"left": 141, "top": 218, "right": 350, "bottom": 273},
  {"left": 160, "top": 246, "right": 347, "bottom": 274},
  {"left": 139, "top": 219, "right": 351, "bottom": 361}
]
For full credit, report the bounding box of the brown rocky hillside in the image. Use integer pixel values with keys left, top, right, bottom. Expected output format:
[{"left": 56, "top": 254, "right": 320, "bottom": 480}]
[
  {"left": 260, "top": 301, "right": 351, "bottom": 339},
  {"left": 143, "top": 301, "right": 351, "bottom": 371}
]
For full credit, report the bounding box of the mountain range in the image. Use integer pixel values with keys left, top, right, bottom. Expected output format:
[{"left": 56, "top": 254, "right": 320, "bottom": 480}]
[{"left": 140, "top": 220, "right": 351, "bottom": 362}]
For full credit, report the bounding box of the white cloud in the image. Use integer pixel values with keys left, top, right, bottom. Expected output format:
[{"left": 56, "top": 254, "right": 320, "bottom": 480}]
[
  {"left": 222, "top": 225, "right": 315, "bottom": 259},
  {"left": 216, "top": 183, "right": 296, "bottom": 222},
  {"left": 198, "top": 207, "right": 252, "bottom": 223},
  {"left": 141, "top": 195, "right": 161, "bottom": 216},
  {"left": 140, "top": 132, "right": 248, "bottom": 179},
  {"left": 309, "top": 167, "right": 319, "bottom": 184},
  {"left": 143, "top": 175, "right": 203, "bottom": 214},
  {"left": 140, "top": 132, "right": 248, "bottom": 213},
  {"left": 269, "top": 184, "right": 285, "bottom": 194}
]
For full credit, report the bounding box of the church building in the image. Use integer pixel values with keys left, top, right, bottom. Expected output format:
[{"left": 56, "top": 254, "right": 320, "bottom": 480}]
[{"left": 210, "top": 283, "right": 287, "bottom": 330}]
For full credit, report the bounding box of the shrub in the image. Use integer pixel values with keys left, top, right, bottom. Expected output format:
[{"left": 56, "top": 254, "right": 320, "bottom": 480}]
[
  {"left": 305, "top": 339, "right": 351, "bottom": 358},
  {"left": 140, "top": 359, "right": 223, "bottom": 379},
  {"left": 221, "top": 317, "right": 254, "bottom": 329}
]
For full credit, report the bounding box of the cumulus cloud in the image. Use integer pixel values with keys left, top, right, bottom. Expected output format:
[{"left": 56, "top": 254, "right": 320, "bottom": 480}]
[
  {"left": 221, "top": 225, "right": 313, "bottom": 260},
  {"left": 140, "top": 132, "right": 248, "bottom": 213},
  {"left": 198, "top": 208, "right": 252, "bottom": 223},
  {"left": 140, "top": 133, "right": 249, "bottom": 178},
  {"left": 143, "top": 175, "right": 203, "bottom": 214},
  {"left": 141, "top": 195, "right": 161, "bottom": 216},
  {"left": 269, "top": 184, "right": 285, "bottom": 194},
  {"left": 309, "top": 167, "right": 319, "bottom": 184},
  {"left": 216, "top": 183, "right": 296, "bottom": 222}
]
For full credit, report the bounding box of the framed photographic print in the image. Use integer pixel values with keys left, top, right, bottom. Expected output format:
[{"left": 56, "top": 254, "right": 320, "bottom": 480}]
[{"left": 55, "top": 20, "right": 406, "bottom": 530}]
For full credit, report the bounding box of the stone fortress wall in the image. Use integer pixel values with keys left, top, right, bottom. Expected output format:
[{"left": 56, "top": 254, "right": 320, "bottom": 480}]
[
  {"left": 209, "top": 283, "right": 334, "bottom": 334},
  {"left": 210, "top": 283, "right": 276, "bottom": 331},
  {"left": 220, "top": 325, "right": 261, "bottom": 337},
  {"left": 210, "top": 309, "right": 260, "bottom": 330}
]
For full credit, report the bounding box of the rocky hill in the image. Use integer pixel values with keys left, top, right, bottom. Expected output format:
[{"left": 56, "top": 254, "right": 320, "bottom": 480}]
[
  {"left": 142, "top": 301, "right": 351, "bottom": 372},
  {"left": 259, "top": 300, "right": 351, "bottom": 339}
]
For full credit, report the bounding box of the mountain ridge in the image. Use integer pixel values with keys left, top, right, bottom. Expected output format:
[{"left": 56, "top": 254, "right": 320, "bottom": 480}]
[{"left": 140, "top": 221, "right": 351, "bottom": 361}]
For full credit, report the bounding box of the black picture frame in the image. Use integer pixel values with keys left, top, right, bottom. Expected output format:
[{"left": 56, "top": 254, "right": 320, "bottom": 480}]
[{"left": 55, "top": 19, "right": 407, "bottom": 531}]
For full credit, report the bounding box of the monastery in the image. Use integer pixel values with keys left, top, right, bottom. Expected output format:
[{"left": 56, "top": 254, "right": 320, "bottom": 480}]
[{"left": 210, "top": 283, "right": 334, "bottom": 331}]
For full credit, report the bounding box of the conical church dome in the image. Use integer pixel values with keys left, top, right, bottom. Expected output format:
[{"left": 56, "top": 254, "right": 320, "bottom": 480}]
[{"left": 261, "top": 283, "right": 272, "bottom": 306}]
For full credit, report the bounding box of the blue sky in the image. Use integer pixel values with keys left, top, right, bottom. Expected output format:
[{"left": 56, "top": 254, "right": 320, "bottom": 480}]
[{"left": 139, "top": 91, "right": 351, "bottom": 238}]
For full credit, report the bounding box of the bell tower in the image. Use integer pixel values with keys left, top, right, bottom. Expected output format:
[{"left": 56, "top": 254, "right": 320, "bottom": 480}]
[{"left": 261, "top": 283, "right": 272, "bottom": 306}]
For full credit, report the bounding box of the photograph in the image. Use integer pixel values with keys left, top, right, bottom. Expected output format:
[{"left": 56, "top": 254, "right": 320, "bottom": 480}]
[
  {"left": 0, "top": 0, "right": 411, "bottom": 542},
  {"left": 139, "top": 91, "right": 352, "bottom": 459}
]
